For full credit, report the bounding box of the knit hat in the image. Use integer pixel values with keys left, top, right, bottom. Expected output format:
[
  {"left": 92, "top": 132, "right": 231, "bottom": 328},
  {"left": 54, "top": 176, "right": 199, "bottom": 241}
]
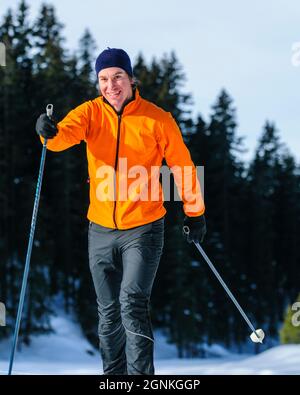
[{"left": 95, "top": 48, "right": 133, "bottom": 77}]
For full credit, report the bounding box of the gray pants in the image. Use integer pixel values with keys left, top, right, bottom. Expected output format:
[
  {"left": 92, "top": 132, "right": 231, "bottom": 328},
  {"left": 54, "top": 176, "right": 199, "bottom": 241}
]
[{"left": 88, "top": 217, "right": 164, "bottom": 375}]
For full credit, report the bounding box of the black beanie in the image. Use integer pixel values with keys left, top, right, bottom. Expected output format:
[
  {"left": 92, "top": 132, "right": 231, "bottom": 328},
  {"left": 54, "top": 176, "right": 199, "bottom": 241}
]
[{"left": 95, "top": 48, "right": 133, "bottom": 77}]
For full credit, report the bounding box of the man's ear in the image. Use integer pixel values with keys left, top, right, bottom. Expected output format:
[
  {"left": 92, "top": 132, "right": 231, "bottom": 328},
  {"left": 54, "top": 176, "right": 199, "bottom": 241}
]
[{"left": 130, "top": 77, "right": 136, "bottom": 88}]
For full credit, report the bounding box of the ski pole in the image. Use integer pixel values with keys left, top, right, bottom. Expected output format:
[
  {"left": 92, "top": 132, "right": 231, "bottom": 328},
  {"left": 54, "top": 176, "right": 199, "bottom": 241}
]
[
  {"left": 183, "top": 226, "right": 265, "bottom": 344},
  {"left": 8, "top": 104, "right": 53, "bottom": 375}
]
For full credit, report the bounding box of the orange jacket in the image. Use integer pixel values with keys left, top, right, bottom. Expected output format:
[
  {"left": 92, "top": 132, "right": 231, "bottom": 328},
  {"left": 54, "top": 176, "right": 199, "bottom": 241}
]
[{"left": 41, "top": 90, "right": 205, "bottom": 229}]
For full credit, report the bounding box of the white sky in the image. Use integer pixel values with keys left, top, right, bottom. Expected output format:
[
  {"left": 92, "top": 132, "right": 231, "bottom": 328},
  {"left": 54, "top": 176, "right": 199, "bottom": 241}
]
[{"left": 1, "top": 0, "right": 300, "bottom": 162}]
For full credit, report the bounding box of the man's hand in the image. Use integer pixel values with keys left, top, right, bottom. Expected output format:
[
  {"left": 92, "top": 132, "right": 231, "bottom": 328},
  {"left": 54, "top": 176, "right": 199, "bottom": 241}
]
[
  {"left": 183, "top": 214, "right": 206, "bottom": 244},
  {"left": 36, "top": 114, "right": 58, "bottom": 139}
]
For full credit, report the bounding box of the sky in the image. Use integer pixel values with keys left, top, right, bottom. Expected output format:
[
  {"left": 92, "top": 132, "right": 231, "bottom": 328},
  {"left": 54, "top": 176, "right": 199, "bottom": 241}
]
[{"left": 1, "top": 0, "right": 300, "bottom": 162}]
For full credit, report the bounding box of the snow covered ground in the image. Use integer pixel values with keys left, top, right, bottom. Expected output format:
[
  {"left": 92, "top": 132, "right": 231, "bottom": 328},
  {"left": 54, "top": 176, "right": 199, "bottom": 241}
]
[{"left": 0, "top": 312, "right": 299, "bottom": 375}]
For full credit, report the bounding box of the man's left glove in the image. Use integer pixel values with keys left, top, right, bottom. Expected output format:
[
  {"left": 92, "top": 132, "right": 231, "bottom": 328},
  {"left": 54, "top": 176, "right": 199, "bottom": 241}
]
[{"left": 183, "top": 214, "right": 206, "bottom": 244}]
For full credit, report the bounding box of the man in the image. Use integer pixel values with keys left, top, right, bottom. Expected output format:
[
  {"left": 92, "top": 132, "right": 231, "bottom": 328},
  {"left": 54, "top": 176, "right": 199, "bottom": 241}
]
[{"left": 36, "top": 48, "right": 206, "bottom": 375}]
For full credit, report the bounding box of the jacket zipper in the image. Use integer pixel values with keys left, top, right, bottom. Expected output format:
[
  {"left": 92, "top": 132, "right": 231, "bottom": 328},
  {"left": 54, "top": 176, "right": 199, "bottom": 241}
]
[{"left": 113, "top": 114, "right": 122, "bottom": 228}]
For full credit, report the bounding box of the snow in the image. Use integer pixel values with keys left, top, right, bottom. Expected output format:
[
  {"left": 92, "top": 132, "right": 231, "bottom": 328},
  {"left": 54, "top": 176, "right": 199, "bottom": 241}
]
[{"left": 0, "top": 312, "right": 299, "bottom": 375}]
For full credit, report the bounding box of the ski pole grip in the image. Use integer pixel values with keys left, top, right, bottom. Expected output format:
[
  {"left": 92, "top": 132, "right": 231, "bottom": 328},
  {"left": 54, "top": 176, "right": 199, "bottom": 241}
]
[
  {"left": 183, "top": 225, "right": 190, "bottom": 235},
  {"left": 46, "top": 104, "right": 53, "bottom": 118}
]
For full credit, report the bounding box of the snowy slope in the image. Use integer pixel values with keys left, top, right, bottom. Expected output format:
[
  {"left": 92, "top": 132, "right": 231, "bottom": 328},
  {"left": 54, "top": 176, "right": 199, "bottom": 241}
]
[{"left": 0, "top": 312, "right": 299, "bottom": 375}]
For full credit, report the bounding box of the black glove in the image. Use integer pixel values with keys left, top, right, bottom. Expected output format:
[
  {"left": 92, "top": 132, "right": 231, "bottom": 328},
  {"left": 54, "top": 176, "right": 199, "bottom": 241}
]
[
  {"left": 183, "top": 214, "right": 206, "bottom": 244},
  {"left": 35, "top": 113, "right": 58, "bottom": 139}
]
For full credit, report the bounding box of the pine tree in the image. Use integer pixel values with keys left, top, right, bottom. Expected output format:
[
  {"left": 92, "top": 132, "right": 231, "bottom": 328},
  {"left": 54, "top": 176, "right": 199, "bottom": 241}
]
[
  {"left": 134, "top": 52, "right": 192, "bottom": 126},
  {"left": 247, "top": 122, "right": 284, "bottom": 344},
  {"left": 191, "top": 90, "right": 247, "bottom": 347},
  {"left": 272, "top": 152, "right": 300, "bottom": 306},
  {"left": 0, "top": 0, "right": 52, "bottom": 341},
  {"left": 0, "top": 8, "right": 15, "bottom": 338}
]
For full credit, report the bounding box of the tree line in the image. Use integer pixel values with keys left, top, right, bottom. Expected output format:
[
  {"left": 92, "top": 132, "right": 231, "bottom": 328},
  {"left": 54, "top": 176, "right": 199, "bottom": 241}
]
[{"left": 0, "top": 1, "right": 299, "bottom": 356}]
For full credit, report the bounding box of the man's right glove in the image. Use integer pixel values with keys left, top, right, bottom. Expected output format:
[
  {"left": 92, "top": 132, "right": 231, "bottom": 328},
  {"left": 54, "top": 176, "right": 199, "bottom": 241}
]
[
  {"left": 35, "top": 114, "right": 58, "bottom": 139},
  {"left": 183, "top": 214, "right": 207, "bottom": 244}
]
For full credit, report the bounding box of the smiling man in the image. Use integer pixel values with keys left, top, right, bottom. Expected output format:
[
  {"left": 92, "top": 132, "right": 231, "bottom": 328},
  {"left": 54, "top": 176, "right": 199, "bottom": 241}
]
[
  {"left": 98, "top": 66, "right": 133, "bottom": 112},
  {"left": 35, "top": 47, "right": 206, "bottom": 375},
  {"left": 95, "top": 48, "right": 137, "bottom": 116}
]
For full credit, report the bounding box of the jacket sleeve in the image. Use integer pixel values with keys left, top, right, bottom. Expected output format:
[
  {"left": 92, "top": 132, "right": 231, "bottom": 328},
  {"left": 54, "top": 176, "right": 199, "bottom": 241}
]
[
  {"left": 40, "top": 102, "right": 91, "bottom": 151},
  {"left": 159, "top": 113, "right": 205, "bottom": 217}
]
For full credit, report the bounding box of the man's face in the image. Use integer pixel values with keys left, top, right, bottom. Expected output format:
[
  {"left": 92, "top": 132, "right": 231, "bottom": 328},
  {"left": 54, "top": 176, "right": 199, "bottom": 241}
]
[{"left": 98, "top": 67, "right": 133, "bottom": 112}]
